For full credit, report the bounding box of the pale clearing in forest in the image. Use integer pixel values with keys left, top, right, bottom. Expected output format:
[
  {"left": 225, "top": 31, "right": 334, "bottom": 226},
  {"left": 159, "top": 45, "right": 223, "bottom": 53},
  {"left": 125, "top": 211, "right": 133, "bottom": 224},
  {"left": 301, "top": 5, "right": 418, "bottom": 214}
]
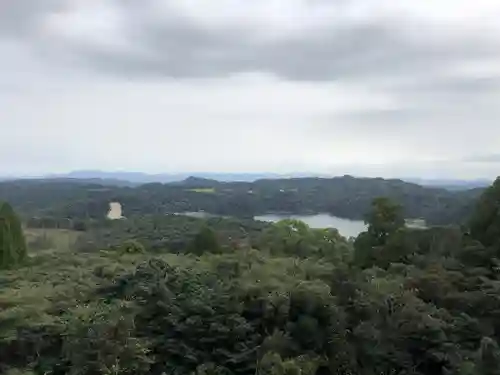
[{"left": 107, "top": 202, "right": 124, "bottom": 220}]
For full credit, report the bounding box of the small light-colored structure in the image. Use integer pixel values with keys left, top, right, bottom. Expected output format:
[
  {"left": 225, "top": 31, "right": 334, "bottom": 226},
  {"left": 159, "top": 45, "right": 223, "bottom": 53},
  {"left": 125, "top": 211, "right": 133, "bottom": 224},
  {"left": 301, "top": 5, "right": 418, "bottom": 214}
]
[
  {"left": 107, "top": 202, "right": 124, "bottom": 220},
  {"left": 405, "top": 218, "right": 426, "bottom": 229}
]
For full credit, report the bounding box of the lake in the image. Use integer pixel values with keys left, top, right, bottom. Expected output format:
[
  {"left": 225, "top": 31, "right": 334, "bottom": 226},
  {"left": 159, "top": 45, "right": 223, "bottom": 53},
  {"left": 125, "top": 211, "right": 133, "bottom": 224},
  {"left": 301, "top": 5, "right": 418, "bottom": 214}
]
[
  {"left": 176, "top": 212, "right": 367, "bottom": 238},
  {"left": 254, "top": 213, "right": 367, "bottom": 238}
]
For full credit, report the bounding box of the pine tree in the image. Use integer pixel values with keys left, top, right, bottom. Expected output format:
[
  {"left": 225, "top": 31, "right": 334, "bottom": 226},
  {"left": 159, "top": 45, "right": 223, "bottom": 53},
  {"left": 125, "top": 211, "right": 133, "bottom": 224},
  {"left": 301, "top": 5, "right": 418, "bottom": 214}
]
[
  {"left": 0, "top": 202, "right": 27, "bottom": 269},
  {"left": 469, "top": 177, "right": 500, "bottom": 248}
]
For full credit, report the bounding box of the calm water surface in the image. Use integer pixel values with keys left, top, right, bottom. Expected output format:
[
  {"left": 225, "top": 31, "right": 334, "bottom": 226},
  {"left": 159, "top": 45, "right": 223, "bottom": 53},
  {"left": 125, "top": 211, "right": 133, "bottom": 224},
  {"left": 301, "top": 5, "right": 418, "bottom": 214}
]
[
  {"left": 254, "top": 213, "right": 367, "bottom": 238},
  {"left": 177, "top": 212, "right": 367, "bottom": 238}
]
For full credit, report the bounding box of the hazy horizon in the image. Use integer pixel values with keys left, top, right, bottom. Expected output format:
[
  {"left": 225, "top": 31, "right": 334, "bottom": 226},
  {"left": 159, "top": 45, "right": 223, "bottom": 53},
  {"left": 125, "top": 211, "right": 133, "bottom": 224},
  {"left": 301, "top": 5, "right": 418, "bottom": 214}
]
[
  {"left": 0, "top": 168, "right": 494, "bottom": 183},
  {"left": 1, "top": 1, "right": 500, "bottom": 179}
]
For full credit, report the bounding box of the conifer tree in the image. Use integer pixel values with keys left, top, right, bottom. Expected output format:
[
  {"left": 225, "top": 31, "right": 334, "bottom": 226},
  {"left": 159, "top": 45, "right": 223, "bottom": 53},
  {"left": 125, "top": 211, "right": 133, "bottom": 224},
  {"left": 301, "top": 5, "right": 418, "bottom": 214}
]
[{"left": 0, "top": 202, "right": 27, "bottom": 269}]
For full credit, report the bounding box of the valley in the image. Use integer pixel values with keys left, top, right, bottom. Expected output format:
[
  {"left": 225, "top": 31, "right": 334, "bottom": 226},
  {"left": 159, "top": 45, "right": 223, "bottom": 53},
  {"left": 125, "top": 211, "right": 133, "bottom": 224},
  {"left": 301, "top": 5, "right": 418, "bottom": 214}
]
[{"left": 0, "top": 175, "right": 499, "bottom": 375}]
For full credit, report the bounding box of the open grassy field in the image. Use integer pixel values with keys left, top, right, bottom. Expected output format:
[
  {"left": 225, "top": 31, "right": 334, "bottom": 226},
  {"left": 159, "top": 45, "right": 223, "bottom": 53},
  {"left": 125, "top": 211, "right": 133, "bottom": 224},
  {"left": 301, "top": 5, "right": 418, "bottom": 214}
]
[
  {"left": 187, "top": 187, "right": 216, "bottom": 193},
  {"left": 24, "top": 228, "right": 82, "bottom": 254}
]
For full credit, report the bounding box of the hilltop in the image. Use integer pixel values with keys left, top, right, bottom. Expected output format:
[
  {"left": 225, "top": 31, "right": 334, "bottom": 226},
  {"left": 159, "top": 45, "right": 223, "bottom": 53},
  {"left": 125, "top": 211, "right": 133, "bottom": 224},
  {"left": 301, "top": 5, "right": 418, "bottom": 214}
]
[
  {"left": 0, "top": 175, "right": 484, "bottom": 226},
  {"left": 2, "top": 170, "right": 492, "bottom": 190}
]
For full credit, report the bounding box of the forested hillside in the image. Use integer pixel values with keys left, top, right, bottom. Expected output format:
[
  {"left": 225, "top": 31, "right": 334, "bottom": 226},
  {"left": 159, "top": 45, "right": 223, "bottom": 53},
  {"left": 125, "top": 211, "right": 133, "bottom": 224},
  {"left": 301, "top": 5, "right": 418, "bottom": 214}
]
[
  {"left": 0, "top": 176, "right": 484, "bottom": 225},
  {"left": 0, "top": 177, "right": 499, "bottom": 375}
]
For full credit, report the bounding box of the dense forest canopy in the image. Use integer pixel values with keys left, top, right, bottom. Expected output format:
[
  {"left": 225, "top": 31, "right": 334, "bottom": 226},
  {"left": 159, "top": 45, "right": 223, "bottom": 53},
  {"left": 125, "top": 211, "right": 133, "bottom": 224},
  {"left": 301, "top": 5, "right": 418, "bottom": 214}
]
[
  {"left": 0, "top": 176, "right": 499, "bottom": 375},
  {"left": 0, "top": 176, "right": 484, "bottom": 226}
]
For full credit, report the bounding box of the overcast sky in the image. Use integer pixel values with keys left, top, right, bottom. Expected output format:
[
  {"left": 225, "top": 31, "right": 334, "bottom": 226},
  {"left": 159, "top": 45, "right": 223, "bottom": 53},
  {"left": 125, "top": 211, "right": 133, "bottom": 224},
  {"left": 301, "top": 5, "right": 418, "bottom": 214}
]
[{"left": 1, "top": 0, "right": 500, "bottom": 179}]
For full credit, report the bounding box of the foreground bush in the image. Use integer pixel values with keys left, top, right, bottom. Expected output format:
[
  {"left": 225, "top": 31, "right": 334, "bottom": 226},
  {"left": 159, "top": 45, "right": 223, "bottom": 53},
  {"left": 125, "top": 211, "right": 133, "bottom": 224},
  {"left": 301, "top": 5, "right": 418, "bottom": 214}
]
[{"left": 0, "top": 202, "right": 27, "bottom": 268}]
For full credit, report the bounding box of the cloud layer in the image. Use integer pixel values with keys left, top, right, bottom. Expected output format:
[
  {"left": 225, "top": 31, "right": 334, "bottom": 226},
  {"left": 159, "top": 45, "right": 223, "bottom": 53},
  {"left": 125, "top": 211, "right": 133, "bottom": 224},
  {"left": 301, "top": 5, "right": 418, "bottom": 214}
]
[{"left": 1, "top": 0, "right": 500, "bottom": 178}]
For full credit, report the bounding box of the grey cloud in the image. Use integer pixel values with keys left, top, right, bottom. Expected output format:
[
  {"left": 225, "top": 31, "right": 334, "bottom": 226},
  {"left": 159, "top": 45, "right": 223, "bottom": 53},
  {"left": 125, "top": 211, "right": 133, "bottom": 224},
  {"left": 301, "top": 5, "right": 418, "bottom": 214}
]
[
  {"left": 327, "top": 91, "right": 500, "bottom": 132},
  {"left": 311, "top": 74, "right": 500, "bottom": 161},
  {"left": 391, "top": 75, "right": 500, "bottom": 98},
  {"left": 1, "top": 0, "right": 500, "bottom": 178},
  {"left": 3, "top": 0, "right": 496, "bottom": 83},
  {"left": 463, "top": 154, "right": 500, "bottom": 163},
  {"left": 0, "top": 0, "right": 61, "bottom": 36},
  {"left": 48, "top": 17, "right": 498, "bottom": 83}
]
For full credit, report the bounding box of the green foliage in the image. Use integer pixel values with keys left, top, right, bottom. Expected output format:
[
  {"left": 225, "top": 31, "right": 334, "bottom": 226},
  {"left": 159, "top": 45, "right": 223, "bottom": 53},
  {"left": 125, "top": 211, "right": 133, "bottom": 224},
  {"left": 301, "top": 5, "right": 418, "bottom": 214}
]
[
  {"left": 24, "top": 228, "right": 81, "bottom": 254},
  {"left": 257, "top": 219, "right": 351, "bottom": 262},
  {"left": 75, "top": 215, "right": 268, "bottom": 253},
  {"left": 62, "top": 302, "right": 152, "bottom": 375},
  {"left": 26, "top": 232, "right": 54, "bottom": 251},
  {"left": 2, "top": 178, "right": 500, "bottom": 375},
  {"left": 188, "top": 188, "right": 217, "bottom": 194},
  {"left": 0, "top": 176, "right": 484, "bottom": 226},
  {"left": 469, "top": 177, "right": 500, "bottom": 248},
  {"left": 0, "top": 201, "right": 27, "bottom": 268},
  {"left": 118, "top": 239, "right": 146, "bottom": 254},
  {"left": 4, "top": 369, "right": 36, "bottom": 375},
  {"left": 257, "top": 353, "right": 320, "bottom": 375},
  {"left": 188, "top": 225, "right": 222, "bottom": 255},
  {"left": 365, "top": 197, "right": 405, "bottom": 245},
  {"left": 354, "top": 197, "right": 405, "bottom": 268}
]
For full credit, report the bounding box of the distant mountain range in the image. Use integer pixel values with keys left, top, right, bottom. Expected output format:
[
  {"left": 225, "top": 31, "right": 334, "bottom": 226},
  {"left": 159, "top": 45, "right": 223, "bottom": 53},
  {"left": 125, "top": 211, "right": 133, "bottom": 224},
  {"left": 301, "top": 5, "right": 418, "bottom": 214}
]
[
  {"left": 52, "top": 170, "right": 288, "bottom": 183},
  {"left": 405, "top": 178, "right": 493, "bottom": 191},
  {"left": 0, "top": 170, "right": 493, "bottom": 190},
  {"left": 0, "top": 171, "right": 316, "bottom": 186}
]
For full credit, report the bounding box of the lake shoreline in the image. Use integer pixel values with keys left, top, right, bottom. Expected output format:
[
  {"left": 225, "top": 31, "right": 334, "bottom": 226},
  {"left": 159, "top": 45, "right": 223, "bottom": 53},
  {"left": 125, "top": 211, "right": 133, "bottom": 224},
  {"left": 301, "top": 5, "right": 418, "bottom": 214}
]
[{"left": 173, "top": 211, "right": 368, "bottom": 238}]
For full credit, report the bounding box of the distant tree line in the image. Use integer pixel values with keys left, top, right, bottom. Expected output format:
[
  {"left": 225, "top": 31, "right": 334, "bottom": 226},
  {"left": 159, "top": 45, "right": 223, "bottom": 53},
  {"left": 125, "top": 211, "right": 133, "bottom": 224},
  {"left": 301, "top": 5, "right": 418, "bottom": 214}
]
[{"left": 0, "top": 176, "right": 484, "bottom": 226}]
